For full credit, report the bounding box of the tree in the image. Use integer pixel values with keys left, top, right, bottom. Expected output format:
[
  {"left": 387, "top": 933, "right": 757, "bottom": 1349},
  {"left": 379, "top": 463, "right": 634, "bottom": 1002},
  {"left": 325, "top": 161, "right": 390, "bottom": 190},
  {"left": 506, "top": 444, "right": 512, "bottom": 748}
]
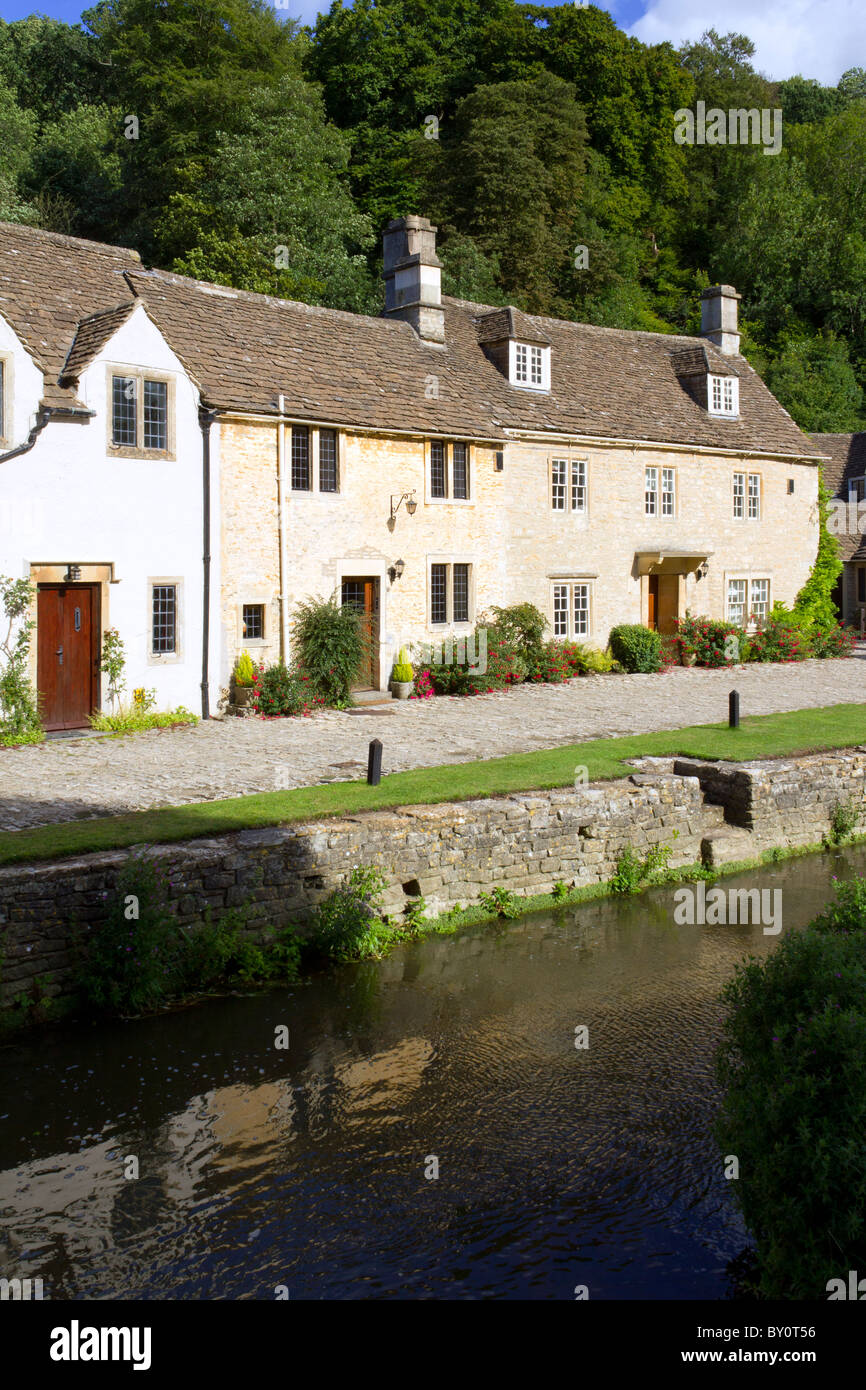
[
  {"left": 426, "top": 72, "right": 587, "bottom": 314},
  {"left": 0, "top": 81, "right": 38, "bottom": 224},
  {"left": 764, "top": 333, "right": 865, "bottom": 433},
  {"left": 156, "top": 74, "right": 376, "bottom": 312}
]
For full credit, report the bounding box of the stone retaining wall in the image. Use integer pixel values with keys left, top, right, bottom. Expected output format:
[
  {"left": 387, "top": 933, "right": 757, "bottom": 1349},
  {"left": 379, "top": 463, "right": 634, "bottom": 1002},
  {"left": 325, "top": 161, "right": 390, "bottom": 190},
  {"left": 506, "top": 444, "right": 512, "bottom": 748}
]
[{"left": 1, "top": 747, "right": 865, "bottom": 1008}]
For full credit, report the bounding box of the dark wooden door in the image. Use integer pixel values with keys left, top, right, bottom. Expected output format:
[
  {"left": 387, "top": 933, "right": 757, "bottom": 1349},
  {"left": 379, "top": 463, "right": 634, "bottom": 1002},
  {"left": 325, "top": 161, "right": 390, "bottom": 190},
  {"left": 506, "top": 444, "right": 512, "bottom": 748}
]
[
  {"left": 37, "top": 585, "right": 99, "bottom": 730},
  {"left": 341, "top": 578, "right": 379, "bottom": 688},
  {"left": 647, "top": 575, "right": 658, "bottom": 631}
]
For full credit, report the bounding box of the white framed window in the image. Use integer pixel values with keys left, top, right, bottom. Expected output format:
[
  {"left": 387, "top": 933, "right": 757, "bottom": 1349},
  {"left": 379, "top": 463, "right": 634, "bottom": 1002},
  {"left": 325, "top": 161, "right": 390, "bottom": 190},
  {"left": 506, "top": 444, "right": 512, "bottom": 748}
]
[
  {"left": 551, "top": 458, "right": 567, "bottom": 510},
  {"left": 552, "top": 581, "right": 591, "bottom": 639},
  {"left": 733, "top": 472, "right": 745, "bottom": 519},
  {"left": 726, "top": 578, "right": 747, "bottom": 625},
  {"left": 645, "top": 466, "right": 658, "bottom": 516},
  {"left": 708, "top": 374, "right": 739, "bottom": 417},
  {"left": 661, "top": 467, "right": 675, "bottom": 517},
  {"left": 749, "top": 578, "right": 770, "bottom": 622},
  {"left": 748, "top": 473, "right": 761, "bottom": 519},
  {"left": 727, "top": 576, "right": 771, "bottom": 626},
  {"left": 571, "top": 459, "right": 587, "bottom": 512},
  {"left": 509, "top": 341, "right": 550, "bottom": 391}
]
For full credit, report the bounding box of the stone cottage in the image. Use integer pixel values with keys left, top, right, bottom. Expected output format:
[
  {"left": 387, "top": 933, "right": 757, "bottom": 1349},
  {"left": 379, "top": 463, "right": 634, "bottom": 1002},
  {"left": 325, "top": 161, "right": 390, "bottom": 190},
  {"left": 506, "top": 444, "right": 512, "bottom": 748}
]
[{"left": 0, "top": 214, "right": 823, "bottom": 726}]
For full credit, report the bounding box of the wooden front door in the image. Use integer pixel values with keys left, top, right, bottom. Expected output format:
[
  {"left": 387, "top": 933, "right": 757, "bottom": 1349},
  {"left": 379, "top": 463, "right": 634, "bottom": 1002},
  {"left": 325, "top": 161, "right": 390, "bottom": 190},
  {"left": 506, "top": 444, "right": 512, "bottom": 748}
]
[
  {"left": 37, "top": 584, "right": 100, "bottom": 730},
  {"left": 341, "top": 578, "right": 379, "bottom": 689},
  {"left": 647, "top": 574, "right": 679, "bottom": 635}
]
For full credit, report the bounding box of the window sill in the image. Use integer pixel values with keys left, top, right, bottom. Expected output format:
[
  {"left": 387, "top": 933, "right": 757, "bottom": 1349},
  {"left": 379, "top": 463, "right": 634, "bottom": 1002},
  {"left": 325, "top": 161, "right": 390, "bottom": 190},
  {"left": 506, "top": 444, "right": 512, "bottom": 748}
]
[{"left": 109, "top": 447, "right": 176, "bottom": 462}]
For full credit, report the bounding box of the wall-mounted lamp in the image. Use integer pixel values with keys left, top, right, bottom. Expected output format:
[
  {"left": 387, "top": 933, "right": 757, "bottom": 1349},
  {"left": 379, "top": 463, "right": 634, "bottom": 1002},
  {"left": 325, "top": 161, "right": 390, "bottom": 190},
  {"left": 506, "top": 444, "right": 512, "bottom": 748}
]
[
  {"left": 64, "top": 564, "right": 82, "bottom": 583},
  {"left": 388, "top": 558, "right": 406, "bottom": 584},
  {"left": 697, "top": 560, "right": 710, "bottom": 579},
  {"left": 388, "top": 491, "right": 417, "bottom": 532}
]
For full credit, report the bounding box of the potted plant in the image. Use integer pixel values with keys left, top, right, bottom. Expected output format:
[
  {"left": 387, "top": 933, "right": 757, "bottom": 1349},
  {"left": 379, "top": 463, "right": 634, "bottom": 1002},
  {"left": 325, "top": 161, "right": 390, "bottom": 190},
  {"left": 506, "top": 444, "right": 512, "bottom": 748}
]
[
  {"left": 390, "top": 647, "right": 414, "bottom": 699},
  {"left": 232, "top": 649, "right": 255, "bottom": 708}
]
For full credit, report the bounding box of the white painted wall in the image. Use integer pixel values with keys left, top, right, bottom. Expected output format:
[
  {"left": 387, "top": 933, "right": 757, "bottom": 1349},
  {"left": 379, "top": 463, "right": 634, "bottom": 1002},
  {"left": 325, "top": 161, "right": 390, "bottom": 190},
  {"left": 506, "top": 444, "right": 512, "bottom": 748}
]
[{"left": 0, "top": 303, "right": 221, "bottom": 717}]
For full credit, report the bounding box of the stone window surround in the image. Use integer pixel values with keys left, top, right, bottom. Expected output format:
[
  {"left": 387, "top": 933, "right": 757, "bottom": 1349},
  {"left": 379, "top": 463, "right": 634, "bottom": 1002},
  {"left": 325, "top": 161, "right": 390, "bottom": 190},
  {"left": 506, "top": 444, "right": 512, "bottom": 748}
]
[
  {"left": 0, "top": 350, "right": 12, "bottom": 446},
  {"left": 549, "top": 575, "right": 595, "bottom": 640},
  {"left": 147, "top": 576, "right": 184, "bottom": 664},
  {"left": 105, "top": 365, "right": 177, "bottom": 461},
  {"left": 725, "top": 571, "right": 771, "bottom": 628},
  {"left": 237, "top": 596, "right": 271, "bottom": 648},
  {"left": 424, "top": 440, "right": 474, "bottom": 506},
  {"left": 549, "top": 454, "right": 589, "bottom": 514},
  {"left": 284, "top": 424, "right": 344, "bottom": 496},
  {"left": 426, "top": 554, "right": 476, "bottom": 627}
]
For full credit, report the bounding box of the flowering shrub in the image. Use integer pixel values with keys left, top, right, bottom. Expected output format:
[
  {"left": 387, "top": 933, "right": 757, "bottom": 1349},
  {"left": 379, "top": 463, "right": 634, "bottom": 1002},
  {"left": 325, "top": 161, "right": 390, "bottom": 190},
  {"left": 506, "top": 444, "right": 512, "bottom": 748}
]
[
  {"left": 425, "top": 626, "right": 524, "bottom": 695},
  {"left": 524, "top": 641, "right": 571, "bottom": 683},
  {"left": 251, "top": 661, "right": 322, "bottom": 717},
  {"left": 747, "top": 610, "right": 809, "bottom": 663},
  {"left": 675, "top": 613, "right": 744, "bottom": 667},
  {"left": 809, "top": 621, "right": 856, "bottom": 658},
  {"left": 409, "top": 668, "right": 434, "bottom": 699}
]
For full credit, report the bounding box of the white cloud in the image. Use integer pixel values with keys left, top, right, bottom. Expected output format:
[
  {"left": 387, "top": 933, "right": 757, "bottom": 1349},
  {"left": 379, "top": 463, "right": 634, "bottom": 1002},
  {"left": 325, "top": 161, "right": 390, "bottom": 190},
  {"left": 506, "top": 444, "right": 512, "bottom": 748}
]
[{"left": 628, "top": 0, "right": 866, "bottom": 85}]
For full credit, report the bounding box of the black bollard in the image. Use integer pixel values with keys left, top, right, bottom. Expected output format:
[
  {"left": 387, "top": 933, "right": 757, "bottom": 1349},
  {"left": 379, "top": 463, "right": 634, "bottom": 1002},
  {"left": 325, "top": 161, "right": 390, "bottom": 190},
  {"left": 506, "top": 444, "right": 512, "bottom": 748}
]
[
  {"left": 367, "top": 737, "right": 383, "bottom": 786},
  {"left": 729, "top": 690, "right": 740, "bottom": 729}
]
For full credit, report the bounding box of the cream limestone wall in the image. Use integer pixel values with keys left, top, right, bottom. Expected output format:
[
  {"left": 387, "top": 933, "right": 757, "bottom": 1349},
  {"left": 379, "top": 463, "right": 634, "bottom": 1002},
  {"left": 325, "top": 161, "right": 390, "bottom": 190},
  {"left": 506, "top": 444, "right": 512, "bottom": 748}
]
[
  {"left": 219, "top": 422, "right": 505, "bottom": 685},
  {"left": 218, "top": 418, "right": 819, "bottom": 684},
  {"left": 502, "top": 439, "right": 819, "bottom": 645}
]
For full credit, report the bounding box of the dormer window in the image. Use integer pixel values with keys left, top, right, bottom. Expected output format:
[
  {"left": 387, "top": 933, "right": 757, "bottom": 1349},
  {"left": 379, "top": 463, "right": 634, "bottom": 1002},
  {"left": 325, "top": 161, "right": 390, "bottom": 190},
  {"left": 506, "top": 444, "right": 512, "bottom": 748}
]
[
  {"left": 510, "top": 341, "right": 550, "bottom": 391},
  {"left": 708, "top": 374, "right": 738, "bottom": 417}
]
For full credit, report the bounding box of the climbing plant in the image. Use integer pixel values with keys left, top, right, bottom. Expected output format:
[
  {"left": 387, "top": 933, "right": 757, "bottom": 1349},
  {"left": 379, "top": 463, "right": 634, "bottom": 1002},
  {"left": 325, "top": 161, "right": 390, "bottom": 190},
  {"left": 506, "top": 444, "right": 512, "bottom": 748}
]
[{"left": 0, "top": 575, "right": 42, "bottom": 746}]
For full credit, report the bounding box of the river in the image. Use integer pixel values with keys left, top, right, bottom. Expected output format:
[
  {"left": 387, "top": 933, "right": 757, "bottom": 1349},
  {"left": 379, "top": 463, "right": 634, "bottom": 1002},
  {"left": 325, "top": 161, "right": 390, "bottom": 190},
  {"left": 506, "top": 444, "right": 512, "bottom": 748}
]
[{"left": 1, "top": 844, "right": 862, "bottom": 1300}]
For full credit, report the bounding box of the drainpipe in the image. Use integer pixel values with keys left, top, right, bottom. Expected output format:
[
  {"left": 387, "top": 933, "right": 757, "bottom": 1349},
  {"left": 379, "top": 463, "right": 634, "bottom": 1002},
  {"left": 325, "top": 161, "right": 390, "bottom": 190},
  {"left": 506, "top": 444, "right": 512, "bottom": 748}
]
[
  {"left": 0, "top": 405, "right": 51, "bottom": 464},
  {"left": 277, "top": 394, "right": 289, "bottom": 663},
  {"left": 199, "top": 406, "right": 218, "bottom": 719}
]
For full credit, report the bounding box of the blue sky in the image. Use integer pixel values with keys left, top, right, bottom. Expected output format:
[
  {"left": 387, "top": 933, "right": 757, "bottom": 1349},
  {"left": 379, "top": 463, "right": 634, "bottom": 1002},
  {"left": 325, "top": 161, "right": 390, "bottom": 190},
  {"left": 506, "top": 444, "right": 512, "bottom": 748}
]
[{"left": 0, "top": 1, "right": 860, "bottom": 84}]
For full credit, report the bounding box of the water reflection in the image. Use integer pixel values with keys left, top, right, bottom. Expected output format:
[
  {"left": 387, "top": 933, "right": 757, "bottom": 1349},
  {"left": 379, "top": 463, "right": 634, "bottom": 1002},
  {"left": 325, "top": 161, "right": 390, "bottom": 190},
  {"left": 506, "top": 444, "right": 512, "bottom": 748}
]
[{"left": 1, "top": 846, "right": 861, "bottom": 1299}]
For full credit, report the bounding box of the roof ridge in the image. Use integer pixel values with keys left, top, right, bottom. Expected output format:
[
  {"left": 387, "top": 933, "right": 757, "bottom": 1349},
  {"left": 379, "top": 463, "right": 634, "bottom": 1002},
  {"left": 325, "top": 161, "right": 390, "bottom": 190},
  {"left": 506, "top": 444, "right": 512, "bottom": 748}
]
[
  {"left": 0, "top": 219, "right": 141, "bottom": 262},
  {"left": 128, "top": 266, "right": 396, "bottom": 330}
]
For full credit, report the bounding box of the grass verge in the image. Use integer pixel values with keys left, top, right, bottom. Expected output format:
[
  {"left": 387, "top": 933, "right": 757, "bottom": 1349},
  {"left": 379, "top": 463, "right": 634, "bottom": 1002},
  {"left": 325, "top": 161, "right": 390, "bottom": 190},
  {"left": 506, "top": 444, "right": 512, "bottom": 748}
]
[{"left": 1, "top": 701, "right": 865, "bottom": 868}]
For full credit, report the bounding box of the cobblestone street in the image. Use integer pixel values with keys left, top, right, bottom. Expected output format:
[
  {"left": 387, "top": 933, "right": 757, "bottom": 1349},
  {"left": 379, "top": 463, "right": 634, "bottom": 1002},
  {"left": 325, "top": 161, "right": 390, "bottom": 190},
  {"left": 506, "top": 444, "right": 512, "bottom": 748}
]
[{"left": 1, "top": 657, "right": 865, "bottom": 832}]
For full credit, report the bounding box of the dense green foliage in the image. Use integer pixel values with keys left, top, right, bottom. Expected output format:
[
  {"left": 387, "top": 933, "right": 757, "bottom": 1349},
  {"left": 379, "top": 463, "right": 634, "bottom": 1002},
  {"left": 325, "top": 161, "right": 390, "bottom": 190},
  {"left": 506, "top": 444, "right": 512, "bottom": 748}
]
[
  {"left": 609, "top": 623, "right": 663, "bottom": 673},
  {"left": 716, "top": 875, "right": 866, "bottom": 1297},
  {"left": 0, "top": 575, "right": 42, "bottom": 746},
  {"left": 0, "top": 5, "right": 864, "bottom": 425},
  {"left": 77, "top": 851, "right": 301, "bottom": 1015},
  {"left": 292, "top": 595, "right": 368, "bottom": 705},
  {"left": 308, "top": 864, "right": 391, "bottom": 961}
]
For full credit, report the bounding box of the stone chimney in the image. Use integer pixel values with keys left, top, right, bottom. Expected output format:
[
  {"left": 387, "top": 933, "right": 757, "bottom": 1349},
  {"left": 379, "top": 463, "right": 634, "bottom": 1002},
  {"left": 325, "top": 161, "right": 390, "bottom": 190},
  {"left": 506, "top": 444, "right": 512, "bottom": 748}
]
[
  {"left": 382, "top": 215, "right": 445, "bottom": 345},
  {"left": 700, "top": 284, "right": 741, "bottom": 355}
]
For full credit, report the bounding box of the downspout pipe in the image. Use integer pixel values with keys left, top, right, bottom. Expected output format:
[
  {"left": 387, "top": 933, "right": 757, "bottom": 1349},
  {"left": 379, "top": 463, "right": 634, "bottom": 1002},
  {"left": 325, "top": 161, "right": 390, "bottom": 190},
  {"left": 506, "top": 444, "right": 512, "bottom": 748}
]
[
  {"left": 0, "top": 405, "right": 51, "bottom": 464},
  {"left": 277, "top": 394, "right": 289, "bottom": 664},
  {"left": 199, "top": 406, "right": 219, "bottom": 720}
]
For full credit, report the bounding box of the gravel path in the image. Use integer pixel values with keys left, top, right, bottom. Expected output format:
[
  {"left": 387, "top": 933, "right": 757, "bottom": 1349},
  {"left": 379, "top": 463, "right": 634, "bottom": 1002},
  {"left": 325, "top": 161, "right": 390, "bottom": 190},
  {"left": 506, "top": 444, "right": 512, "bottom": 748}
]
[{"left": 2, "top": 657, "right": 865, "bottom": 832}]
